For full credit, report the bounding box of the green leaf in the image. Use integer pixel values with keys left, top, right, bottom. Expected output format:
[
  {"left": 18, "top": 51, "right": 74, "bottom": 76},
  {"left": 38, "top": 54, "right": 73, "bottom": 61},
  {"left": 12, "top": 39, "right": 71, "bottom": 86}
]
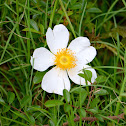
[
  {"left": 33, "top": 71, "right": 46, "bottom": 84},
  {"left": 95, "top": 114, "right": 104, "bottom": 122},
  {"left": 39, "top": 24, "right": 44, "bottom": 34},
  {"left": 7, "top": 91, "right": 15, "bottom": 104},
  {"left": 78, "top": 108, "right": 86, "bottom": 117},
  {"left": 45, "top": 100, "right": 64, "bottom": 108},
  {"left": 80, "top": 91, "right": 88, "bottom": 105},
  {"left": 30, "top": 19, "right": 39, "bottom": 31},
  {"left": 70, "top": 3, "right": 82, "bottom": 9},
  {"left": 71, "top": 87, "right": 86, "bottom": 94},
  {"left": 88, "top": 108, "right": 98, "bottom": 114},
  {"left": 3, "top": 104, "right": 11, "bottom": 113},
  {"left": 71, "top": 87, "right": 87, "bottom": 105},
  {"left": 58, "top": 10, "right": 73, "bottom": 16},
  {"left": 63, "top": 89, "right": 70, "bottom": 103},
  {"left": 94, "top": 89, "right": 109, "bottom": 96},
  {"left": 0, "top": 97, "right": 5, "bottom": 104},
  {"left": 22, "top": 28, "right": 40, "bottom": 34},
  {"left": 0, "top": 85, "right": 7, "bottom": 96},
  {"left": 27, "top": 106, "right": 49, "bottom": 114},
  {"left": 96, "top": 76, "right": 107, "bottom": 83},
  {"left": 64, "top": 103, "right": 72, "bottom": 112},
  {"left": 49, "top": 120, "right": 55, "bottom": 126},
  {"left": 29, "top": 115, "right": 35, "bottom": 124},
  {"left": 12, "top": 111, "right": 20, "bottom": 119},
  {"left": 78, "top": 70, "right": 92, "bottom": 83},
  {"left": 120, "top": 93, "right": 126, "bottom": 97},
  {"left": 70, "top": 0, "right": 77, "bottom": 5},
  {"left": 26, "top": 105, "right": 41, "bottom": 112},
  {"left": 90, "top": 98, "right": 100, "bottom": 108},
  {"left": 124, "top": 107, "right": 126, "bottom": 115},
  {"left": 21, "top": 96, "right": 31, "bottom": 108},
  {"left": 87, "top": 7, "right": 102, "bottom": 13}
]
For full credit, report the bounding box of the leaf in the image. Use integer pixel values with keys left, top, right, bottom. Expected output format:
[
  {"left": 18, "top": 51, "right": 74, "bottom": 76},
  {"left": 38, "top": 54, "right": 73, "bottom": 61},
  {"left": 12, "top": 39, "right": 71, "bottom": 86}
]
[
  {"left": 64, "top": 103, "right": 72, "bottom": 112},
  {"left": 0, "top": 85, "right": 7, "bottom": 96},
  {"left": 70, "top": 87, "right": 87, "bottom": 105},
  {"left": 112, "top": 26, "right": 126, "bottom": 38},
  {"left": 70, "top": 0, "right": 78, "bottom": 5},
  {"left": 78, "top": 108, "right": 86, "bottom": 117},
  {"left": 0, "top": 97, "right": 5, "bottom": 104},
  {"left": 58, "top": 10, "right": 73, "bottom": 16},
  {"left": 29, "top": 115, "right": 35, "bottom": 124},
  {"left": 26, "top": 106, "right": 50, "bottom": 115},
  {"left": 21, "top": 96, "right": 31, "bottom": 108},
  {"left": 88, "top": 108, "right": 98, "bottom": 114},
  {"left": 7, "top": 91, "right": 15, "bottom": 104},
  {"left": 80, "top": 91, "right": 88, "bottom": 105},
  {"left": 94, "top": 89, "right": 109, "bottom": 96},
  {"left": 90, "top": 98, "right": 100, "bottom": 108},
  {"left": 33, "top": 71, "right": 46, "bottom": 84},
  {"left": 87, "top": 7, "right": 102, "bottom": 13},
  {"left": 39, "top": 24, "right": 44, "bottom": 34},
  {"left": 96, "top": 76, "right": 107, "bottom": 83},
  {"left": 49, "top": 120, "right": 55, "bottom": 126},
  {"left": 63, "top": 89, "right": 70, "bottom": 103},
  {"left": 70, "top": 3, "right": 82, "bottom": 9},
  {"left": 121, "top": 93, "right": 126, "bottom": 97},
  {"left": 30, "top": 19, "right": 39, "bottom": 31},
  {"left": 22, "top": 28, "right": 40, "bottom": 34},
  {"left": 12, "top": 111, "right": 20, "bottom": 119},
  {"left": 70, "top": 87, "right": 88, "bottom": 104},
  {"left": 45, "top": 100, "right": 64, "bottom": 108},
  {"left": 124, "top": 107, "right": 126, "bottom": 115},
  {"left": 78, "top": 70, "right": 92, "bottom": 83},
  {"left": 3, "top": 104, "right": 11, "bottom": 113},
  {"left": 71, "top": 87, "right": 86, "bottom": 94},
  {"left": 26, "top": 105, "right": 41, "bottom": 112},
  {"left": 95, "top": 114, "right": 104, "bottom": 122}
]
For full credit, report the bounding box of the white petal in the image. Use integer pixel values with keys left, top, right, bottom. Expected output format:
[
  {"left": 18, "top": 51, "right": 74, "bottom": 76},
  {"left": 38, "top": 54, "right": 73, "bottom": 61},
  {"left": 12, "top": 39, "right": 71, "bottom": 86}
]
[
  {"left": 46, "top": 24, "right": 69, "bottom": 54},
  {"left": 68, "top": 65, "right": 97, "bottom": 85},
  {"left": 42, "top": 67, "right": 70, "bottom": 95},
  {"left": 30, "top": 47, "right": 55, "bottom": 71},
  {"left": 76, "top": 46, "right": 97, "bottom": 65},
  {"left": 68, "top": 37, "right": 90, "bottom": 54}
]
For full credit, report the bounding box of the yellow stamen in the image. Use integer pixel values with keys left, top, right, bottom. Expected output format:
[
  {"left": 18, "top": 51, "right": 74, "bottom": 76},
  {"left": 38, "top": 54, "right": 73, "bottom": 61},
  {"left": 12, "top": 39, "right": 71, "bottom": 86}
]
[{"left": 54, "top": 48, "right": 77, "bottom": 70}]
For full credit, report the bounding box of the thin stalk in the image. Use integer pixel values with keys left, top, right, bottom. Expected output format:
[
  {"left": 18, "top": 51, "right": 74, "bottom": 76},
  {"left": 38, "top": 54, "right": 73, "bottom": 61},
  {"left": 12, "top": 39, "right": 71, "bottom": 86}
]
[
  {"left": 59, "top": 0, "right": 76, "bottom": 38},
  {"left": 115, "top": 48, "right": 126, "bottom": 115},
  {"left": 49, "top": 0, "right": 58, "bottom": 28},
  {"left": 57, "top": 0, "right": 70, "bottom": 24},
  {"left": 27, "top": 0, "right": 30, "bottom": 63},
  {"left": 0, "top": 71, "right": 21, "bottom": 105},
  {"left": 0, "top": 23, "right": 18, "bottom": 62},
  {"left": 45, "top": 0, "right": 49, "bottom": 29},
  {"left": 16, "top": 0, "right": 21, "bottom": 54},
  {"left": 79, "top": 1, "right": 87, "bottom": 36},
  {"left": 113, "top": 16, "right": 120, "bottom": 88},
  {"left": 122, "top": 0, "right": 126, "bottom": 6}
]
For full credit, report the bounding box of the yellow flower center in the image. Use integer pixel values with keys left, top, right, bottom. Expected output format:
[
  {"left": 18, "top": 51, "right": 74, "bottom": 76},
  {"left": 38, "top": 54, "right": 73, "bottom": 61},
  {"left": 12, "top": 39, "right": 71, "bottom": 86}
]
[{"left": 54, "top": 48, "right": 77, "bottom": 70}]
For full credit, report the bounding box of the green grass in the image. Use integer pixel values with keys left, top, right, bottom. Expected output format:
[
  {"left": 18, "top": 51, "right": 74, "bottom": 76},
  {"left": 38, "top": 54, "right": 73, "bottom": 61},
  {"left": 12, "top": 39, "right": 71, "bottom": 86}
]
[{"left": 0, "top": 0, "right": 126, "bottom": 125}]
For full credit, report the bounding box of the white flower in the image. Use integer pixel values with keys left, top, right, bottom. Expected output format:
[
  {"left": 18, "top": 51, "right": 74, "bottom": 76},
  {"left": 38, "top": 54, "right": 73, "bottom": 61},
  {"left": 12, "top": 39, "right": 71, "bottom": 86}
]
[{"left": 31, "top": 24, "right": 97, "bottom": 95}]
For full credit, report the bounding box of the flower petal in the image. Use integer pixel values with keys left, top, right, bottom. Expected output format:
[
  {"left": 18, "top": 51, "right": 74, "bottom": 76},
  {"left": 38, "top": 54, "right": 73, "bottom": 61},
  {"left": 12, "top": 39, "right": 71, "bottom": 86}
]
[
  {"left": 76, "top": 46, "right": 97, "bottom": 65},
  {"left": 68, "top": 65, "right": 97, "bottom": 85},
  {"left": 46, "top": 24, "right": 69, "bottom": 54},
  {"left": 42, "top": 67, "right": 70, "bottom": 95},
  {"left": 30, "top": 47, "right": 54, "bottom": 71},
  {"left": 68, "top": 37, "right": 90, "bottom": 54}
]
